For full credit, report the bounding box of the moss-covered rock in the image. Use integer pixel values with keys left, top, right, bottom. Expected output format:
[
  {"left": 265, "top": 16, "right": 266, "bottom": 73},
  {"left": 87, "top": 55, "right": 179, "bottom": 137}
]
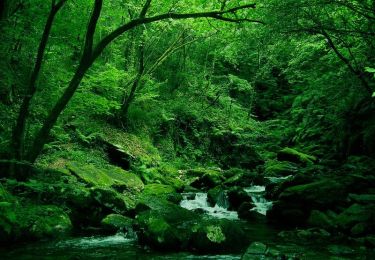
[
  {"left": 0, "top": 203, "right": 72, "bottom": 242},
  {"left": 307, "top": 210, "right": 338, "bottom": 230},
  {"left": 68, "top": 162, "right": 144, "bottom": 192},
  {"left": 277, "top": 147, "right": 317, "bottom": 165},
  {"left": 336, "top": 204, "right": 375, "bottom": 232},
  {"left": 279, "top": 179, "right": 346, "bottom": 209},
  {"left": 242, "top": 242, "right": 267, "bottom": 260},
  {"left": 136, "top": 200, "right": 248, "bottom": 253},
  {"left": 139, "top": 184, "right": 182, "bottom": 204},
  {"left": 190, "top": 219, "right": 248, "bottom": 253},
  {"left": 90, "top": 187, "right": 129, "bottom": 214},
  {"left": 101, "top": 214, "right": 134, "bottom": 232},
  {"left": 188, "top": 168, "right": 225, "bottom": 189},
  {"left": 264, "top": 160, "right": 298, "bottom": 177}
]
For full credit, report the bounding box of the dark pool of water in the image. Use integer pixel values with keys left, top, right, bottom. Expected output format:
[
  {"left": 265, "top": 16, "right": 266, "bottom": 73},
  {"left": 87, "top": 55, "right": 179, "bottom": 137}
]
[{"left": 1, "top": 221, "right": 373, "bottom": 260}]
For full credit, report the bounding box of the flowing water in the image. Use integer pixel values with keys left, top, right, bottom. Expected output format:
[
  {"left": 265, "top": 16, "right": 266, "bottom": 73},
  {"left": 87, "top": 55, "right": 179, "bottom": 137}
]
[
  {"left": 0, "top": 233, "right": 241, "bottom": 259},
  {"left": 1, "top": 185, "right": 372, "bottom": 259},
  {"left": 244, "top": 185, "right": 273, "bottom": 216},
  {"left": 180, "top": 192, "right": 238, "bottom": 220}
]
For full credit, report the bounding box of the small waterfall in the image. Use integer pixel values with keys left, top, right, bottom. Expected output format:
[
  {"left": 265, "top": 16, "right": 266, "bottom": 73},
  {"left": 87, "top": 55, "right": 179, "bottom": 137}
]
[
  {"left": 245, "top": 186, "right": 272, "bottom": 216},
  {"left": 180, "top": 193, "right": 238, "bottom": 220}
]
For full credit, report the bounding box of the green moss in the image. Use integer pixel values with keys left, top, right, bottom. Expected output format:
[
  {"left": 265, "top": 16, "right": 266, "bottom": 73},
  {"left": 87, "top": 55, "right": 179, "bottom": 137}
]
[
  {"left": 138, "top": 184, "right": 182, "bottom": 205},
  {"left": 278, "top": 147, "right": 317, "bottom": 165},
  {"left": 0, "top": 203, "right": 72, "bottom": 242},
  {"left": 68, "top": 162, "right": 144, "bottom": 192},
  {"left": 264, "top": 160, "right": 298, "bottom": 176},
  {"left": 101, "top": 214, "right": 133, "bottom": 231},
  {"left": 206, "top": 225, "right": 226, "bottom": 243}
]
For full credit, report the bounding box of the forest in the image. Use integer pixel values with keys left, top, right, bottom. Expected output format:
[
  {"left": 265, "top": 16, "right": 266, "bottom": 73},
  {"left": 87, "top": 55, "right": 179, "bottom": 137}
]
[{"left": 0, "top": 0, "right": 374, "bottom": 259}]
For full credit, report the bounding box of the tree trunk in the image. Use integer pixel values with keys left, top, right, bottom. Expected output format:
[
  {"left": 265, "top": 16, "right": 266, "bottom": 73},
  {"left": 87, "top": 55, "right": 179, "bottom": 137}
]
[
  {"left": 12, "top": 0, "right": 67, "bottom": 162},
  {"left": 25, "top": 0, "right": 103, "bottom": 163}
]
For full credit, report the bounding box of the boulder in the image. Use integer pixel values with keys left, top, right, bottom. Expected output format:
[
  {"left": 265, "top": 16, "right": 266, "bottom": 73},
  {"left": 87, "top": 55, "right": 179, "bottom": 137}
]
[
  {"left": 264, "top": 160, "right": 298, "bottom": 177},
  {"left": 307, "top": 210, "right": 338, "bottom": 230},
  {"left": 0, "top": 203, "right": 72, "bottom": 242},
  {"left": 101, "top": 214, "right": 134, "bottom": 232},
  {"left": 189, "top": 219, "right": 248, "bottom": 253},
  {"left": 277, "top": 147, "right": 317, "bottom": 165},
  {"left": 278, "top": 179, "right": 347, "bottom": 209},
  {"left": 139, "top": 184, "right": 182, "bottom": 204},
  {"left": 336, "top": 204, "right": 375, "bottom": 232},
  {"left": 136, "top": 198, "right": 248, "bottom": 253},
  {"left": 242, "top": 242, "right": 267, "bottom": 260},
  {"left": 188, "top": 168, "right": 225, "bottom": 189},
  {"left": 238, "top": 202, "right": 259, "bottom": 221},
  {"left": 68, "top": 162, "right": 144, "bottom": 193},
  {"left": 90, "top": 187, "right": 129, "bottom": 214},
  {"left": 227, "top": 187, "right": 251, "bottom": 210}
]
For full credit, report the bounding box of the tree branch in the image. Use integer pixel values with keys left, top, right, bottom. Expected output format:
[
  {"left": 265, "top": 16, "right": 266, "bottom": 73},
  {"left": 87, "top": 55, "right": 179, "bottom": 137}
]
[
  {"left": 139, "top": 0, "right": 152, "bottom": 18},
  {"left": 83, "top": 0, "right": 102, "bottom": 57},
  {"left": 92, "top": 3, "right": 261, "bottom": 61}
]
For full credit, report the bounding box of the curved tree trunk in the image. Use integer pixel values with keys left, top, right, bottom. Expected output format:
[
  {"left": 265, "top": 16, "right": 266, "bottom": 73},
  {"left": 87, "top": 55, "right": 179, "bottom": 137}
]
[{"left": 12, "top": 0, "right": 67, "bottom": 163}]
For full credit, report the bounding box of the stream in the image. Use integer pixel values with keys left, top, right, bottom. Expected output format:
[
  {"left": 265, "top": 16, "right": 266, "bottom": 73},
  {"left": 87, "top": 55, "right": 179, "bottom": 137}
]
[{"left": 0, "top": 185, "right": 372, "bottom": 259}]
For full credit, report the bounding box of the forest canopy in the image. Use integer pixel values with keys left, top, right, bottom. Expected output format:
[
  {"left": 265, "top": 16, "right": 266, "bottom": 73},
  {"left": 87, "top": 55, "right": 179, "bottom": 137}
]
[{"left": 0, "top": 0, "right": 375, "bottom": 258}]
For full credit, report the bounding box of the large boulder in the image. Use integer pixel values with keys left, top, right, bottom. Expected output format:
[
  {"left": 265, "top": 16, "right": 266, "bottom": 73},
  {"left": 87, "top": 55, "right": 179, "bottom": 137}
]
[
  {"left": 136, "top": 198, "right": 248, "bottom": 253},
  {"left": 278, "top": 179, "right": 347, "bottom": 209},
  {"left": 0, "top": 203, "right": 72, "bottom": 242},
  {"left": 68, "top": 162, "right": 144, "bottom": 193}
]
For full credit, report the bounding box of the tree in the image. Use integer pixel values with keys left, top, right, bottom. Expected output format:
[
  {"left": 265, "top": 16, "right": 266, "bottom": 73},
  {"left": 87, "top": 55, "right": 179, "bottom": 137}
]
[{"left": 10, "top": 0, "right": 262, "bottom": 164}]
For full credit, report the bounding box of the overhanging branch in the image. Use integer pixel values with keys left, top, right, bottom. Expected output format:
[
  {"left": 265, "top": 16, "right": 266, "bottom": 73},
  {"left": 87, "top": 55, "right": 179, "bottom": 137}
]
[{"left": 92, "top": 3, "right": 262, "bottom": 60}]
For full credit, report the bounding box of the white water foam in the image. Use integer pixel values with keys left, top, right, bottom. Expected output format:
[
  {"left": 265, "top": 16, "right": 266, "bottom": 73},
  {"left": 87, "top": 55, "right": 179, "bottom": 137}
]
[
  {"left": 180, "top": 193, "right": 238, "bottom": 220},
  {"left": 56, "top": 233, "right": 134, "bottom": 249},
  {"left": 245, "top": 186, "right": 272, "bottom": 216}
]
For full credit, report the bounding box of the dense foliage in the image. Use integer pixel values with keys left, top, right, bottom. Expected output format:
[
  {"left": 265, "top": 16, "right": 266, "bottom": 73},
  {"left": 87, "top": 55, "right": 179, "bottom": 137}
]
[{"left": 0, "top": 0, "right": 374, "bottom": 258}]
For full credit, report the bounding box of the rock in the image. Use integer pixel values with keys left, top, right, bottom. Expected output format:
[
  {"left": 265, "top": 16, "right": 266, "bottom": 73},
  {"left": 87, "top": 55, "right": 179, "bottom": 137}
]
[
  {"left": 351, "top": 222, "right": 368, "bottom": 236},
  {"left": 278, "top": 179, "right": 347, "bottom": 209},
  {"left": 238, "top": 202, "right": 256, "bottom": 220},
  {"left": 348, "top": 194, "right": 375, "bottom": 204},
  {"left": 277, "top": 147, "right": 317, "bottom": 165},
  {"left": 307, "top": 210, "right": 338, "bottom": 230},
  {"left": 365, "top": 235, "right": 375, "bottom": 248},
  {"left": 188, "top": 168, "right": 225, "bottom": 189},
  {"left": 140, "top": 184, "right": 182, "bottom": 204},
  {"left": 227, "top": 187, "right": 251, "bottom": 210},
  {"left": 68, "top": 162, "right": 144, "bottom": 193},
  {"left": 101, "top": 214, "right": 134, "bottom": 232},
  {"left": 207, "top": 186, "right": 224, "bottom": 206},
  {"left": 327, "top": 245, "right": 355, "bottom": 256},
  {"left": 264, "top": 160, "right": 298, "bottom": 177},
  {"left": 336, "top": 203, "right": 375, "bottom": 231},
  {"left": 267, "top": 201, "right": 308, "bottom": 226},
  {"left": 136, "top": 198, "right": 248, "bottom": 253},
  {"left": 103, "top": 141, "right": 137, "bottom": 170},
  {"left": 265, "top": 173, "right": 314, "bottom": 200},
  {"left": 241, "top": 242, "right": 267, "bottom": 260},
  {"left": 0, "top": 203, "right": 72, "bottom": 242},
  {"left": 189, "top": 219, "right": 249, "bottom": 253},
  {"left": 90, "top": 187, "right": 129, "bottom": 214},
  {"left": 296, "top": 228, "right": 330, "bottom": 240}
]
